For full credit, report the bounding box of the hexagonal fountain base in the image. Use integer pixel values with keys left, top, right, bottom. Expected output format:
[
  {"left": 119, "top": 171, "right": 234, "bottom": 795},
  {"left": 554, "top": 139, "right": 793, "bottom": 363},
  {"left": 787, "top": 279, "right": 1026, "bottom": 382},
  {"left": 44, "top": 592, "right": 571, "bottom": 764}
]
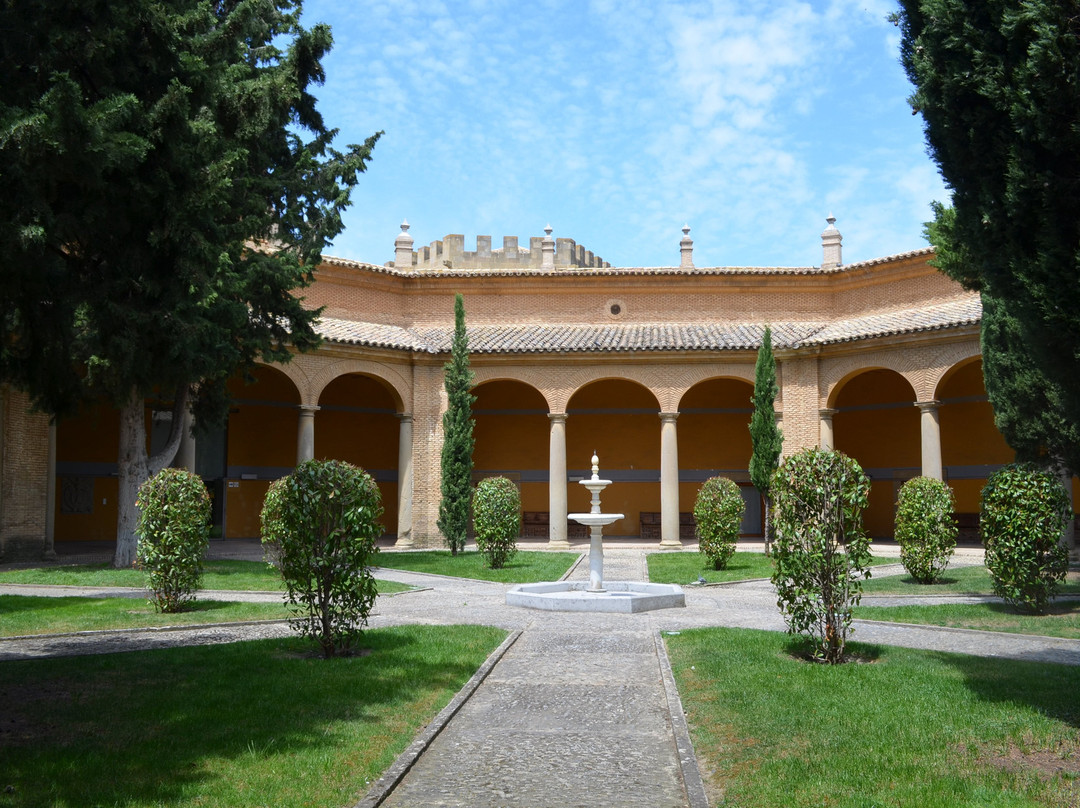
[{"left": 506, "top": 581, "right": 685, "bottom": 613}]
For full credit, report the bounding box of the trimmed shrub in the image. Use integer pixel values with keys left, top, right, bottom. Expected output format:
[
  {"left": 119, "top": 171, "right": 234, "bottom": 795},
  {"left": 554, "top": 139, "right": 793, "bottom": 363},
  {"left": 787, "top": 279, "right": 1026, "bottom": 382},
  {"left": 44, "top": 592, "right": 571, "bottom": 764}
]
[
  {"left": 135, "top": 467, "right": 211, "bottom": 613},
  {"left": 981, "top": 463, "right": 1070, "bottom": 614},
  {"left": 260, "top": 459, "right": 383, "bottom": 657},
  {"left": 771, "top": 448, "right": 872, "bottom": 664},
  {"left": 472, "top": 476, "right": 521, "bottom": 569},
  {"left": 693, "top": 477, "right": 745, "bottom": 570},
  {"left": 895, "top": 476, "right": 957, "bottom": 583}
]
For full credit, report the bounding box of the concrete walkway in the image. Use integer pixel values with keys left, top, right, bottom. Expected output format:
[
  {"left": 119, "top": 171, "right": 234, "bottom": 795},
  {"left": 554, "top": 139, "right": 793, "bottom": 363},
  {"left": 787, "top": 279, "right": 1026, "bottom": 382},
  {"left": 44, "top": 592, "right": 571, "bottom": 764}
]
[{"left": 3, "top": 541, "right": 1079, "bottom": 807}]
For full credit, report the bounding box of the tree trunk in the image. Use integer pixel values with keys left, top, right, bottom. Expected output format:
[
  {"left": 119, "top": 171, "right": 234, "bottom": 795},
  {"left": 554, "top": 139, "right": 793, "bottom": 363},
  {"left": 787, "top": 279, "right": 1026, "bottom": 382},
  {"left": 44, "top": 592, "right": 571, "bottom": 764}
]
[
  {"left": 763, "top": 498, "right": 772, "bottom": 557},
  {"left": 112, "top": 386, "right": 189, "bottom": 568}
]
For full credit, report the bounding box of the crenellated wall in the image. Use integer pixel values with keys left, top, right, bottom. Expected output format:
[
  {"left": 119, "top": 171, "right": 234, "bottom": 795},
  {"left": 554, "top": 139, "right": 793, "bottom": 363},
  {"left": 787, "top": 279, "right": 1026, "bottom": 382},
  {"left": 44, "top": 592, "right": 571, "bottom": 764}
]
[{"left": 393, "top": 232, "right": 611, "bottom": 270}]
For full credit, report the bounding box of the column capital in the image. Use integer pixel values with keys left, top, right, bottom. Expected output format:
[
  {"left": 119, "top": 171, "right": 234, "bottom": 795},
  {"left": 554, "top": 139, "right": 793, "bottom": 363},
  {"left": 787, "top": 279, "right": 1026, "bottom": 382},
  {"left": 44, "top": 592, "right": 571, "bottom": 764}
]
[
  {"left": 659, "top": 411, "right": 680, "bottom": 424},
  {"left": 818, "top": 407, "right": 838, "bottom": 419},
  {"left": 396, "top": 412, "right": 414, "bottom": 424},
  {"left": 548, "top": 411, "right": 568, "bottom": 424},
  {"left": 914, "top": 400, "right": 940, "bottom": 413},
  {"left": 298, "top": 404, "right": 320, "bottom": 415}
]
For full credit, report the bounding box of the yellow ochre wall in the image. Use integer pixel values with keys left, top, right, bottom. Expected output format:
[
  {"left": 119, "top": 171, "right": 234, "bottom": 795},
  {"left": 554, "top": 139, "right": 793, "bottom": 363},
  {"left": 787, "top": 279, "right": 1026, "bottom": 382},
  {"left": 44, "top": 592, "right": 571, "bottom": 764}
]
[
  {"left": 225, "top": 367, "right": 300, "bottom": 538},
  {"left": 566, "top": 379, "right": 661, "bottom": 536},
  {"left": 472, "top": 381, "right": 549, "bottom": 515},
  {"left": 55, "top": 400, "right": 157, "bottom": 542},
  {"left": 315, "top": 373, "right": 400, "bottom": 535},
  {"left": 833, "top": 369, "right": 919, "bottom": 538}
]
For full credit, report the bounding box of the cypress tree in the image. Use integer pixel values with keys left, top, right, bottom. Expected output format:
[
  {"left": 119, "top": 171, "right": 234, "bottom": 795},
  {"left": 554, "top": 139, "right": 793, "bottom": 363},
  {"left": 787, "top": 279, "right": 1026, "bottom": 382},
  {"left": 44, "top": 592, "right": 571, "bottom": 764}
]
[
  {"left": 749, "top": 325, "right": 783, "bottom": 554},
  {"left": 896, "top": 0, "right": 1080, "bottom": 470},
  {"left": 438, "top": 294, "right": 475, "bottom": 554}
]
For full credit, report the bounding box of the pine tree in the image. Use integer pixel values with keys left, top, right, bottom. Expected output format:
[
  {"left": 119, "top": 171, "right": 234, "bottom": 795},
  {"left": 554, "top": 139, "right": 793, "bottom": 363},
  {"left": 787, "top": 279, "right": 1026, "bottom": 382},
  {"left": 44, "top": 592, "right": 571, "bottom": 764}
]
[
  {"left": 438, "top": 294, "right": 475, "bottom": 554},
  {"left": 0, "top": 0, "right": 379, "bottom": 567},
  {"left": 749, "top": 325, "right": 783, "bottom": 554}
]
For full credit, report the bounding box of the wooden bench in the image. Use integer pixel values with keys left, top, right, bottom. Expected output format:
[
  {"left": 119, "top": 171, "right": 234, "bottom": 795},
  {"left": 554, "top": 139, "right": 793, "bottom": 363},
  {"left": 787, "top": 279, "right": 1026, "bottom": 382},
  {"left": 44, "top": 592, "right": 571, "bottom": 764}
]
[
  {"left": 521, "top": 512, "right": 587, "bottom": 540},
  {"left": 639, "top": 512, "right": 697, "bottom": 541},
  {"left": 954, "top": 512, "right": 979, "bottom": 543}
]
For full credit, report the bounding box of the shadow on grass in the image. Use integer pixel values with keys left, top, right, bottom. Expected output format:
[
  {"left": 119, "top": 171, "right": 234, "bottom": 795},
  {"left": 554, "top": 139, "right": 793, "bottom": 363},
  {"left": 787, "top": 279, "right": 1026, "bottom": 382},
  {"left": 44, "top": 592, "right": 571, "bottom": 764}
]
[
  {"left": 929, "top": 649, "right": 1080, "bottom": 732},
  {"left": 0, "top": 625, "right": 502, "bottom": 807}
]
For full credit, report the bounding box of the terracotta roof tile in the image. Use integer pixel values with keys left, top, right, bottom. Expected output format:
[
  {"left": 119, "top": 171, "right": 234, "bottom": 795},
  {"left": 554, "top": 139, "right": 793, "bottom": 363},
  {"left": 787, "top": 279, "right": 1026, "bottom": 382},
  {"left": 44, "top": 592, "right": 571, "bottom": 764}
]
[{"left": 315, "top": 294, "right": 981, "bottom": 355}]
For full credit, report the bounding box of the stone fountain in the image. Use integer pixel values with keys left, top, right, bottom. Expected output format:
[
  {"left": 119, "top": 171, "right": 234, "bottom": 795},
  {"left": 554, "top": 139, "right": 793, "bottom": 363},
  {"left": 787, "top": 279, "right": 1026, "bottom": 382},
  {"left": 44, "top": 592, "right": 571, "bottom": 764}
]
[{"left": 506, "top": 453, "right": 685, "bottom": 613}]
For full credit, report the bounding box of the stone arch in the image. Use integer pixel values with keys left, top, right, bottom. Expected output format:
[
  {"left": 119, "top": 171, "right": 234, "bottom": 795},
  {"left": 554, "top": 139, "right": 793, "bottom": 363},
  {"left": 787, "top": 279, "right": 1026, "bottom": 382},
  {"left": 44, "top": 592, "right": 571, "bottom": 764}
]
[
  {"left": 255, "top": 359, "right": 307, "bottom": 404},
  {"left": 822, "top": 340, "right": 980, "bottom": 406},
  {"left": 307, "top": 358, "right": 409, "bottom": 412},
  {"left": 825, "top": 361, "right": 919, "bottom": 409},
  {"left": 557, "top": 367, "right": 664, "bottom": 412},
  {"left": 472, "top": 367, "right": 556, "bottom": 412}
]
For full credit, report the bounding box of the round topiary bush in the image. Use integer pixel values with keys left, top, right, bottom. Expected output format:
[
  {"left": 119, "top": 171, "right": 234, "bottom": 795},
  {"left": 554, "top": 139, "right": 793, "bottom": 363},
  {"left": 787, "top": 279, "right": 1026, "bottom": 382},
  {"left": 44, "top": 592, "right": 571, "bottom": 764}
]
[
  {"left": 981, "top": 462, "right": 1070, "bottom": 614},
  {"left": 693, "top": 476, "right": 745, "bottom": 570},
  {"left": 472, "top": 476, "right": 521, "bottom": 569},
  {"left": 771, "top": 447, "right": 871, "bottom": 664},
  {"left": 260, "top": 459, "right": 383, "bottom": 657},
  {"left": 135, "top": 467, "right": 211, "bottom": 613},
  {"left": 895, "top": 476, "right": 957, "bottom": 583}
]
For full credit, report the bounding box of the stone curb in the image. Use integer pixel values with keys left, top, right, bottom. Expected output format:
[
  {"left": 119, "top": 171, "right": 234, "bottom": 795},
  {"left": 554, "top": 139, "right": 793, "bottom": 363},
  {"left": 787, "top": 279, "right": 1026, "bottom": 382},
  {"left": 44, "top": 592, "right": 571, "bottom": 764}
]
[
  {"left": 353, "top": 628, "right": 524, "bottom": 808},
  {"left": 654, "top": 631, "right": 710, "bottom": 808}
]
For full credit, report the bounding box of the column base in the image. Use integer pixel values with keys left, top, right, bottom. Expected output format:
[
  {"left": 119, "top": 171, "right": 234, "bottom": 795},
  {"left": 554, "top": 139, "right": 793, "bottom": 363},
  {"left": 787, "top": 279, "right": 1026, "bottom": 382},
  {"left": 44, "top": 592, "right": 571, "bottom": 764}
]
[
  {"left": 658, "top": 538, "right": 684, "bottom": 549},
  {"left": 393, "top": 535, "right": 414, "bottom": 549},
  {"left": 546, "top": 540, "right": 573, "bottom": 551}
]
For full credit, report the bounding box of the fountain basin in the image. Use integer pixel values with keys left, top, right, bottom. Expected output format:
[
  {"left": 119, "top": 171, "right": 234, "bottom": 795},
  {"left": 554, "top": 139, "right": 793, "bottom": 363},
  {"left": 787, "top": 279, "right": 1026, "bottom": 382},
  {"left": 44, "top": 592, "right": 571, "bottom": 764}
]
[{"left": 506, "top": 581, "right": 685, "bottom": 613}]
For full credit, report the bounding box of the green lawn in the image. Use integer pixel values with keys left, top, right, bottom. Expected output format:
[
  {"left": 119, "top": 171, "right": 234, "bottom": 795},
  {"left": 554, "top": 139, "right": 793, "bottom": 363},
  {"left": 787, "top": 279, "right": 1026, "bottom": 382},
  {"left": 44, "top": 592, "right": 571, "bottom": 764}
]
[
  {"left": 647, "top": 551, "right": 776, "bottom": 584},
  {"left": 0, "top": 594, "right": 294, "bottom": 637},
  {"left": 647, "top": 550, "right": 895, "bottom": 585},
  {"left": 372, "top": 549, "right": 579, "bottom": 583},
  {"left": 0, "top": 559, "right": 283, "bottom": 590},
  {"left": 0, "top": 625, "right": 507, "bottom": 808},
  {"left": 0, "top": 559, "right": 412, "bottom": 596},
  {"left": 855, "top": 600, "right": 1080, "bottom": 640},
  {"left": 862, "top": 564, "right": 1080, "bottom": 596},
  {"left": 666, "top": 627, "right": 1080, "bottom": 807}
]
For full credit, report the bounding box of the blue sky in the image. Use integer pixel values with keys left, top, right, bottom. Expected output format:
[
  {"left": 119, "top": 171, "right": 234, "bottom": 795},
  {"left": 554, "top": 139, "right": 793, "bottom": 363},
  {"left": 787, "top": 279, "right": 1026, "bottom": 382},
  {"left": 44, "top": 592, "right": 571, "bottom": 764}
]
[{"left": 300, "top": 0, "right": 947, "bottom": 269}]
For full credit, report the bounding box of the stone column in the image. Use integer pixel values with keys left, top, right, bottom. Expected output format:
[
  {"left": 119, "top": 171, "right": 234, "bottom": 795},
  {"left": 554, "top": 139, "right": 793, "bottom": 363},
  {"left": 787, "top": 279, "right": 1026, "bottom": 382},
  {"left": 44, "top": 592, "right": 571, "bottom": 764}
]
[
  {"left": 548, "top": 412, "right": 570, "bottom": 549},
  {"left": 396, "top": 414, "right": 414, "bottom": 547},
  {"left": 819, "top": 408, "right": 837, "bottom": 450},
  {"left": 659, "top": 412, "right": 682, "bottom": 547},
  {"left": 44, "top": 420, "right": 57, "bottom": 560},
  {"left": 296, "top": 404, "right": 319, "bottom": 464},
  {"left": 914, "top": 400, "right": 942, "bottom": 480}
]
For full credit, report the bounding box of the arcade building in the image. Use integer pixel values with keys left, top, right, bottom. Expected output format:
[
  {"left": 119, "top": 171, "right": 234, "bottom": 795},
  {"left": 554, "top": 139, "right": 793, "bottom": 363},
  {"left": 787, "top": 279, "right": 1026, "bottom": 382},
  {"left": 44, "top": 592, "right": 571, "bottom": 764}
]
[{"left": 1, "top": 218, "right": 1062, "bottom": 560}]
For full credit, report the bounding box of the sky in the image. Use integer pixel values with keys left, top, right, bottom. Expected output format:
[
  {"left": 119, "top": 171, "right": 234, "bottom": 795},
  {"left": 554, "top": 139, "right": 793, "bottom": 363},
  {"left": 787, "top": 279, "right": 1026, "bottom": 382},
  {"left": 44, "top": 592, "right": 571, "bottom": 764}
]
[{"left": 299, "top": 0, "right": 948, "bottom": 269}]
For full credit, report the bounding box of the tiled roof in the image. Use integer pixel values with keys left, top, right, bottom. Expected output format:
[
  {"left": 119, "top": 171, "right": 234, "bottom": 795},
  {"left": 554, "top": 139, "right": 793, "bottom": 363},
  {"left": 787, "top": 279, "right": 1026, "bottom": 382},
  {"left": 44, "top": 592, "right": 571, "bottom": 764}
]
[{"left": 316, "top": 294, "right": 981, "bottom": 355}]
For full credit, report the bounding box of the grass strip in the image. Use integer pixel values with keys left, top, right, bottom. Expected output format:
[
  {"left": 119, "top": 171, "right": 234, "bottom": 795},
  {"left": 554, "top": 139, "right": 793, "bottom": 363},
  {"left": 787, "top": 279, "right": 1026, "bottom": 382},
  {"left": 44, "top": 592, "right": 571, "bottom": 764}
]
[
  {"left": 855, "top": 600, "right": 1080, "bottom": 640},
  {"left": 0, "top": 560, "right": 282, "bottom": 591},
  {"left": 372, "top": 549, "right": 579, "bottom": 583},
  {"left": 647, "top": 551, "right": 894, "bottom": 585},
  {"left": 0, "top": 595, "right": 291, "bottom": 637},
  {"left": 666, "top": 626, "right": 1080, "bottom": 808},
  {"left": 0, "top": 560, "right": 412, "bottom": 596},
  {"left": 862, "top": 564, "right": 1080, "bottom": 596},
  {"left": 0, "top": 624, "right": 506, "bottom": 808}
]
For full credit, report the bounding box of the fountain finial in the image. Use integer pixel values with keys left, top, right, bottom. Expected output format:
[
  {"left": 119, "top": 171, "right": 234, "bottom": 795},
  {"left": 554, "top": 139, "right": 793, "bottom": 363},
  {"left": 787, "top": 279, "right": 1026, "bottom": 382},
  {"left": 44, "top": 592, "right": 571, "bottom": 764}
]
[{"left": 591, "top": 452, "right": 599, "bottom": 479}]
